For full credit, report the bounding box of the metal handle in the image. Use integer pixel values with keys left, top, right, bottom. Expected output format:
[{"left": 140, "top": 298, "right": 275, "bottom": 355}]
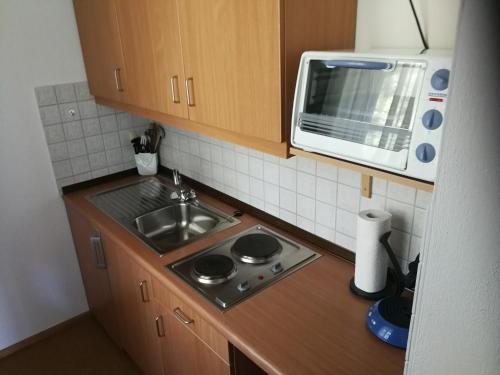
[
  {"left": 173, "top": 307, "right": 194, "bottom": 325},
  {"left": 114, "top": 68, "right": 124, "bottom": 92},
  {"left": 185, "top": 78, "right": 195, "bottom": 107},
  {"left": 170, "top": 75, "right": 180, "bottom": 103},
  {"left": 90, "top": 235, "right": 106, "bottom": 269},
  {"left": 324, "top": 60, "right": 393, "bottom": 70},
  {"left": 155, "top": 315, "right": 165, "bottom": 337},
  {"left": 139, "top": 280, "right": 150, "bottom": 303}
]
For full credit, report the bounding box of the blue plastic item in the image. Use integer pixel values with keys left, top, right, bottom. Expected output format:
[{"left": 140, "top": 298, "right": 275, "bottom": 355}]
[
  {"left": 422, "top": 109, "right": 443, "bottom": 130},
  {"left": 416, "top": 143, "right": 436, "bottom": 163},
  {"left": 431, "top": 68, "right": 450, "bottom": 91},
  {"left": 366, "top": 299, "right": 410, "bottom": 349}
]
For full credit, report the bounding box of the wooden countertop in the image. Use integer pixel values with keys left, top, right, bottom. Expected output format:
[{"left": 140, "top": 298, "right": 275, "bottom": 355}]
[{"left": 64, "top": 174, "right": 405, "bottom": 375}]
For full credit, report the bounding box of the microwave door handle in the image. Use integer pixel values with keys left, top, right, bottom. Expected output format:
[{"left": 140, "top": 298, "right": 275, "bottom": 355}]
[{"left": 324, "top": 60, "right": 393, "bottom": 70}]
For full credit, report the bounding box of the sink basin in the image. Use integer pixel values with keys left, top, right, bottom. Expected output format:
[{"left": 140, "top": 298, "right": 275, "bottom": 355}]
[
  {"left": 88, "top": 178, "right": 240, "bottom": 256},
  {"left": 133, "top": 202, "right": 232, "bottom": 251}
]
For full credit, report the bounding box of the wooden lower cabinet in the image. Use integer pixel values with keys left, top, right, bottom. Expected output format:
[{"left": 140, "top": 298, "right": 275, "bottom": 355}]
[
  {"left": 67, "top": 207, "right": 232, "bottom": 374},
  {"left": 102, "top": 234, "right": 163, "bottom": 375},
  {"left": 156, "top": 300, "right": 230, "bottom": 375},
  {"left": 66, "top": 206, "right": 121, "bottom": 345}
]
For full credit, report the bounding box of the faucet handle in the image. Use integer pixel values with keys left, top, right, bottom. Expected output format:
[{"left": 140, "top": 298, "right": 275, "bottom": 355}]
[
  {"left": 173, "top": 169, "right": 182, "bottom": 187},
  {"left": 188, "top": 189, "right": 197, "bottom": 200}
]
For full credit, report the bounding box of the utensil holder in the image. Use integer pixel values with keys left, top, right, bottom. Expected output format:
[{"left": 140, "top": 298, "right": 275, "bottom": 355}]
[{"left": 135, "top": 152, "right": 158, "bottom": 176}]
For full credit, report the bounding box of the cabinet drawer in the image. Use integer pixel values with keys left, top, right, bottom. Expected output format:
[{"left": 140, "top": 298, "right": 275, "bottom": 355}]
[{"left": 152, "top": 278, "right": 229, "bottom": 363}]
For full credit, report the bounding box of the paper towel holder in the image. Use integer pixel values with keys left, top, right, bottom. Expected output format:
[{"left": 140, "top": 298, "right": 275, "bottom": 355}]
[{"left": 349, "top": 231, "right": 401, "bottom": 300}]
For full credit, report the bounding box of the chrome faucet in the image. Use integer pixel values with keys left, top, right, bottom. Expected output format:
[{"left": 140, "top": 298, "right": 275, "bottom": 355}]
[{"left": 172, "top": 169, "right": 197, "bottom": 202}]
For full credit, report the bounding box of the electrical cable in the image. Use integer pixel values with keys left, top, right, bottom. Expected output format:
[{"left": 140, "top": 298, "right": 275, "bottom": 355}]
[{"left": 408, "top": 0, "right": 429, "bottom": 53}]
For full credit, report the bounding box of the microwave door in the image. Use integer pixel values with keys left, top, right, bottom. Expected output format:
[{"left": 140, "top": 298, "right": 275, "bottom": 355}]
[{"left": 298, "top": 59, "right": 425, "bottom": 169}]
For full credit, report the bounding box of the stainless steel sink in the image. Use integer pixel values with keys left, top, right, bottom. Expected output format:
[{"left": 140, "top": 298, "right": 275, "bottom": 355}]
[
  {"left": 133, "top": 202, "right": 235, "bottom": 251},
  {"left": 88, "top": 178, "right": 240, "bottom": 256}
]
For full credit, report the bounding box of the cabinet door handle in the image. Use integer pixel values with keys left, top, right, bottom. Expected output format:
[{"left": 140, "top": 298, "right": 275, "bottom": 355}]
[
  {"left": 173, "top": 307, "right": 194, "bottom": 325},
  {"left": 155, "top": 315, "right": 165, "bottom": 337},
  {"left": 90, "top": 235, "right": 106, "bottom": 269},
  {"left": 139, "top": 280, "right": 150, "bottom": 303},
  {"left": 185, "top": 77, "right": 195, "bottom": 107},
  {"left": 170, "top": 75, "right": 180, "bottom": 104},
  {"left": 114, "top": 68, "right": 124, "bottom": 92}
]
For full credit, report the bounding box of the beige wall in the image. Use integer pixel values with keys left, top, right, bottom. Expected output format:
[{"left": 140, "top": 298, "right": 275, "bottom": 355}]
[
  {"left": 356, "top": 0, "right": 461, "bottom": 50},
  {"left": 0, "top": 0, "right": 88, "bottom": 350}
]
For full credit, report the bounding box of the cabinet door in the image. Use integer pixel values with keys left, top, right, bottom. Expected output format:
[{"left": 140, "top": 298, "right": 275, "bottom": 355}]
[
  {"left": 73, "top": 0, "right": 127, "bottom": 101},
  {"left": 162, "top": 305, "right": 230, "bottom": 375},
  {"left": 177, "top": 0, "right": 282, "bottom": 142},
  {"left": 103, "top": 236, "right": 163, "bottom": 375},
  {"left": 66, "top": 207, "right": 120, "bottom": 345},
  {"left": 114, "top": 0, "right": 188, "bottom": 118}
]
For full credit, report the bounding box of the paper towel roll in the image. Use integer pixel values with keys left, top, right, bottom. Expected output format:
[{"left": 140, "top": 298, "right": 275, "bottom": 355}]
[{"left": 354, "top": 209, "right": 392, "bottom": 293}]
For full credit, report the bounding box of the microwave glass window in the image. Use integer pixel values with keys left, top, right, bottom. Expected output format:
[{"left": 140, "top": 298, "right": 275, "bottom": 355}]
[{"left": 300, "top": 60, "right": 426, "bottom": 152}]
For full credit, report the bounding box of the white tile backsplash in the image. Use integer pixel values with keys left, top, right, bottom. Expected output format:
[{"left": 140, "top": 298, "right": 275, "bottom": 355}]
[
  {"left": 279, "top": 166, "right": 296, "bottom": 191},
  {"left": 338, "top": 168, "right": 361, "bottom": 188},
  {"left": 279, "top": 188, "right": 296, "bottom": 213},
  {"left": 336, "top": 209, "right": 357, "bottom": 238},
  {"left": 386, "top": 199, "right": 415, "bottom": 233},
  {"left": 316, "top": 177, "right": 337, "bottom": 206},
  {"left": 159, "top": 124, "right": 433, "bottom": 269},
  {"left": 36, "top": 81, "right": 146, "bottom": 189},
  {"left": 297, "top": 171, "right": 316, "bottom": 198},
  {"left": 315, "top": 201, "right": 336, "bottom": 228},
  {"left": 337, "top": 184, "right": 360, "bottom": 213},
  {"left": 297, "top": 194, "right": 316, "bottom": 221},
  {"left": 316, "top": 162, "right": 337, "bottom": 181},
  {"left": 315, "top": 223, "right": 335, "bottom": 242},
  {"left": 387, "top": 181, "right": 417, "bottom": 205}
]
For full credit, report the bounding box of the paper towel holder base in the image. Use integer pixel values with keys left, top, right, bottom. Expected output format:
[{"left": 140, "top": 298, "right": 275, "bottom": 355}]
[{"left": 349, "top": 270, "right": 398, "bottom": 300}]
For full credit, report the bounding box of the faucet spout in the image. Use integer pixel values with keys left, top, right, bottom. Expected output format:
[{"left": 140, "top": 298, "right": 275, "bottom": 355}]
[{"left": 171, "top": 169, "right": 196, "bottom": 202}]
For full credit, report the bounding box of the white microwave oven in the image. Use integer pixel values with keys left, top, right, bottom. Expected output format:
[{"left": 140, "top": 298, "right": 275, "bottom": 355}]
[{"left": 291, "top": 50, "right": 452, "bottom": 182}]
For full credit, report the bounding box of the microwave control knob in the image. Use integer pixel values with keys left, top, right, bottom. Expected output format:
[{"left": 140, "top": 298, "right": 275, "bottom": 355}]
[
  {"left": 431, "top": 69, "right": 450, "bottom": 91},
  {"left": 237, "top": 281, "right": 250, "bottom": 293},
  {"left": 271, "top": 262, "right": 283, "bottom": 274},
  {"left": 416, "top": 143, "right": 436, "bottom": 163},
  {"left": 422, "top": 109, "right": 443, "bottom": 130}
]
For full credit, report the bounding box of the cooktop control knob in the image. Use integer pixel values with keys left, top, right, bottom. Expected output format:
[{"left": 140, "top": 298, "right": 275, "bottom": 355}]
[
  {"left": 422, "top": 109, "right": 443, "bottom": 130},
  {"left": 431, "top": 69, "right": 450, "bottom": 91},
  {"left": 237, "top": 281, "right": 250, "bottom": 293},
  {"left": 271, "top": 262, "right": 283, "bottom": 274},
  {"left": 416, "top": 143, "right": 436, "bottom": 163}
]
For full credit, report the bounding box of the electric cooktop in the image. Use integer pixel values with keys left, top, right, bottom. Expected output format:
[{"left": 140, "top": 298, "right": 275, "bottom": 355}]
[{"left": 168, "top": 225, "right": 320, "bottom": 310}]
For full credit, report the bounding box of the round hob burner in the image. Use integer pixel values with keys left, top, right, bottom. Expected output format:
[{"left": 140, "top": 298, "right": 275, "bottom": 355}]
[
  {"left": 192, "top": 254, "right": 237, "bottom": 285},
  {"left": 231, "top": 233, "right": 282, "bottom": 264}
]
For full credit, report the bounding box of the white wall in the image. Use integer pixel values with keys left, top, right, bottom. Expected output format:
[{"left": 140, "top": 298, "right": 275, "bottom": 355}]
[
  {"left": 406, "top": 1, "right": 500, "bottom": 374},
  {"left": 0, "top": 0, "right": 88, "bottom": 349},
  {"left": 356, "top": 0, "right": 461, "bottom": 50}
]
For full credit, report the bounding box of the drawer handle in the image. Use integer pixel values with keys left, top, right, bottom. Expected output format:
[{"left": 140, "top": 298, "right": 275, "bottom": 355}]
[
  {"left": 170, "top": 75, "right": 180, "bottom": 104},
  {"left": 185, "top": 77, "right": 195, "bottom": 107},
  {"left": 139, "top": 280, "right": 150, "bottom": 303},
  {"left": 155, "top": 315, "right": 165, "bottom": 337},
  {"left": 89, "top": 235, "right": 106, "bottom": 269},
  {"left": 114, "top": 68, "right": 124, "bottom": 92},
  {"left": 173, "top": 307, "right": 194, "bottom": 325}
]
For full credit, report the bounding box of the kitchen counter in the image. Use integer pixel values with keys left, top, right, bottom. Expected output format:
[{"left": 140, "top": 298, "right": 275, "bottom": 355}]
[{"left": 64, "top": 174, "right": 405, "bottom": 375}]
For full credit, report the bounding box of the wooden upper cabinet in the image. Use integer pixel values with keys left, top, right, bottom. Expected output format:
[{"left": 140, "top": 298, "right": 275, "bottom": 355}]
[
  {"left": 73, "top": 0, "right": 127, "bottom": 101},
  {"left": 177, "top": 0, "right": 282, "bottom": 142},
  {"left": 73, "top": 0, "right": 356, "bottom": 156},
  {"left": 114, "top": 0, "right": 188, "bottom": 119}
]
